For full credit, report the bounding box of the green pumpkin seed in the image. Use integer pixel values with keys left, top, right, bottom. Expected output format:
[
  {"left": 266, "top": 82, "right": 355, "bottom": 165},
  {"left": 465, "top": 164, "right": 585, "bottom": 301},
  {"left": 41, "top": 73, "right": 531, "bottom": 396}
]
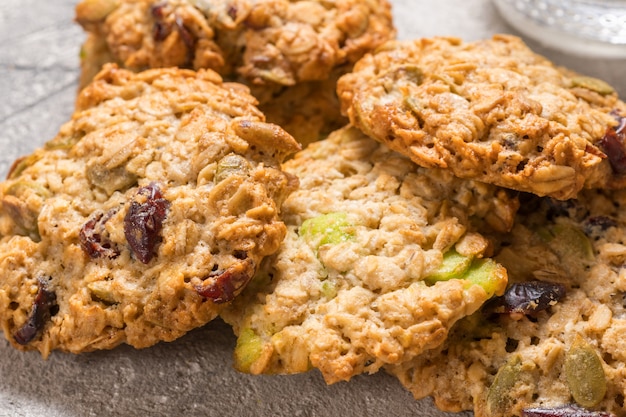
[
  {"left": 300, "top": 212, "right": 355, "bottom": 249},
  {"left": 571, "top": 76, "right": 615, "bottom": 96},
  {"left": 565, "top": 335, "right": 607, "bottom": 408},
  {"left": 233, "top": 327, "right": 264, "bottom": 373},
  {"left": 425, "top": 250, "right": 472, "bottom": 283},
  {"left": 486, "top": 355, "right": 522, "bottom": 415}
]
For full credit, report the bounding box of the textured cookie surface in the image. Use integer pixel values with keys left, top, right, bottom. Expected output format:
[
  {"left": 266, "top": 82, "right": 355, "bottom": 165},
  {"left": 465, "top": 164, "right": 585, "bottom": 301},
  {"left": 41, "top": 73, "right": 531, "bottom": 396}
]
[
  {"left": 337, "top": 34, "right": 626, "bottom": 200},
  {"left": 0, "top": 64, "right": 300, "bottom": 357},
  {"left": 75, "top": 0, "right": 396, "bottom": 143},
  {"left": 388, "top": 190, "right": 626, "bottom": 416},
  {"left": 221, "top": 125, "right": 518, "bottom": 384},
  {"left": 75, "top": 0, "right": 395, "bottom": 85}
]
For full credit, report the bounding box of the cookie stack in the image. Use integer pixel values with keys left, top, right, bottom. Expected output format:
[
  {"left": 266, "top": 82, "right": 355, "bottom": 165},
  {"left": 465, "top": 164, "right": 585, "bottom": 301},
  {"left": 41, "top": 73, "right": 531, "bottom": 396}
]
[{"left": 1, "top": 1, "right": 625, "bottom": 417}]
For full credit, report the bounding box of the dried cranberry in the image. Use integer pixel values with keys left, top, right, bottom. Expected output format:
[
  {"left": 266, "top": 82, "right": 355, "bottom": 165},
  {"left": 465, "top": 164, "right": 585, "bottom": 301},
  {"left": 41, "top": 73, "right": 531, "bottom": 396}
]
[
  {"left": 486, "top": 281, "right": 566, "bottom": 315},
  {"left": 195, "top": 257, "right": 254, "bottom": 304},
  {"left": 583, "top": 215, "right": 618, "bottom": 236},
  {"left": 150, "top": 2, "right": 167, "bottom": 18},
  {"left": 151, "top": 3, "right": 170, "bottom": 41},
  {"left": 227, "top": 5, "right": 238, "bottom": 20},
  {"left": 174, "top": 15, "right": 195, "bottom": 64},
  {"left": 599, "top": 114, "right": 626, "bottom": 174},
  {"left": 153, "top": 21, "right": 170, "bottom": 41},
  {"left": 124, "top": 183, "right": 170, "bottom": 264},
  {"left": 13, "top": 277, "right": 58, "bottom": 345},
  {"left": 79, "top": 209, "right": 120, "bottom": 259},
  {"left": 523, "top": 404, "right": 615, "bottom": 417}
]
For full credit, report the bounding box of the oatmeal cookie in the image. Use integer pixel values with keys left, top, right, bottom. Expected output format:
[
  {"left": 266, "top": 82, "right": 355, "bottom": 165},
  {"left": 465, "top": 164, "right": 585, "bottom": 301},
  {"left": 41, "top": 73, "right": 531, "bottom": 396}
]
[
  {"left": 337, "top": 34, "right": 626, "bottom": 200},
  {"left": 387, "top": 188, "right": 626, "bottom": 416},
  {"left": 75, "top": 0, "right": 395, "bottom": 86},
  {"left": 220, "top": 125, "right": 518, "bottom": 384},
  {"left": 0, "top": 64, "right": 300, "bottom": 357},
  {"left": 75, "top": 0, "right": 394, "bottom": 144}
]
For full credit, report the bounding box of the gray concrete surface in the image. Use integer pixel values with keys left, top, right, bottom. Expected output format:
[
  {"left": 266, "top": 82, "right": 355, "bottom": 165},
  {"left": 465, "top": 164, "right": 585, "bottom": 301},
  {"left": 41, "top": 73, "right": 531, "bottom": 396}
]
[{"left": 0, "top": 1, "right": 624, "bottom": 416}]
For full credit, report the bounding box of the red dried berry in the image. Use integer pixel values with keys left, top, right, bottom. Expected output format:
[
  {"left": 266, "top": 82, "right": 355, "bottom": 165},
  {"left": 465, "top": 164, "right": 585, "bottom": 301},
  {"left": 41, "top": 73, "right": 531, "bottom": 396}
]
[
  {"left": 583, "top": 215, "right": 618, "bottom": 236},
  {"left": 153, "top": 20, "right": 170, "bottom": 41},
  {"left": 487, "top": 281, "right": 566, "bottom": 315},
  {"left": 151, "top": 3, "right": 170, "bottom": 41},
  {"left": 523, "top": 404, "right": 615, "bottom": 417},
  {"left": 174, "top": 14, "right": 195, "bottom": 64},
  {"left": 195, "top": 257, "right": 254, "bottom": 304},
  {"left": 13, "top": 277, "right": 58, "bottom": 345},
  {"left": 124, "top": 183, "right": 170, "bottom": 264},
  {"left": 79, "top": 209, "right": 120, "bottom": 259},
  {"left": 151, "top": 2, "right": 166, "bottom": 18},
  {"left": 227, "top": 5, "right": 238, "bottom": 20},
  {"left": 599, "top": 115, "right": 626, "bottom": 174},
  {"left": 151, "top": 3, "right": 194, "bottom": 65}
]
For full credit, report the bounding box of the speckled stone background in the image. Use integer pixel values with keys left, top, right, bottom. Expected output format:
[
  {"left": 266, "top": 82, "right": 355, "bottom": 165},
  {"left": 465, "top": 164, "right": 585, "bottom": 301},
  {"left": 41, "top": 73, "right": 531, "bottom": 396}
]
[{"left": 0, "top": 1, "right": 625, "bottom": 416}]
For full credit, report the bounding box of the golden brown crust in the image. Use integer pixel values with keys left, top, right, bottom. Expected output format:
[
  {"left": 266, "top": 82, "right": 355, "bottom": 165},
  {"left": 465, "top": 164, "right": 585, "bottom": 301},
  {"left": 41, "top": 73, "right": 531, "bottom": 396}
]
[
  {"left": 338, "top": 35, "right": 626, "bottom": 200},
  {"left": 75, "top": 0, "right": 396, "bottom": 86},
  {"left": 0, "top": 65, "right": 299, "bottom": 357},
  {"left": 221, "top": 125, "right": 516, "bottom": 384},
  {"left": 387, "top": 190, "right": 626, "bottom": 416},
  {"left": 75, "top": 0, "right": 395, "bottom": 145}
]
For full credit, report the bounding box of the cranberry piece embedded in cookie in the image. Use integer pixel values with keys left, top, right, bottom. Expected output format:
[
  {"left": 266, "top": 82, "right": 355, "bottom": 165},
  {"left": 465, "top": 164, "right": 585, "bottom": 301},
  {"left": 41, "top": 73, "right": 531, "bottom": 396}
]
[
  {"left": 583, "top": 215, "right": 618, "bottom": 236},
  {"left": 124, "top": 183, "right": 170, "bottom": 264},
  {"left": 174, "top": 14, "right": 195, "bottom": 54},
  {"left": 600, "top": 115, "right": 626, "bottom": 174},
  {"left": 79, "top": 209, "right": 120, "bottom": 259},
  {"left": 13, "top": 277, "right": 58, "bottom": 345},
  {"left": 151, "top": 3, "right": 171, "bottom": 41},
  {"left": 487, "top": 281, "right": 566, "bottom": 315},
  {"left": 195, "top": 257, "right": 255, "bottom": 304}
]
